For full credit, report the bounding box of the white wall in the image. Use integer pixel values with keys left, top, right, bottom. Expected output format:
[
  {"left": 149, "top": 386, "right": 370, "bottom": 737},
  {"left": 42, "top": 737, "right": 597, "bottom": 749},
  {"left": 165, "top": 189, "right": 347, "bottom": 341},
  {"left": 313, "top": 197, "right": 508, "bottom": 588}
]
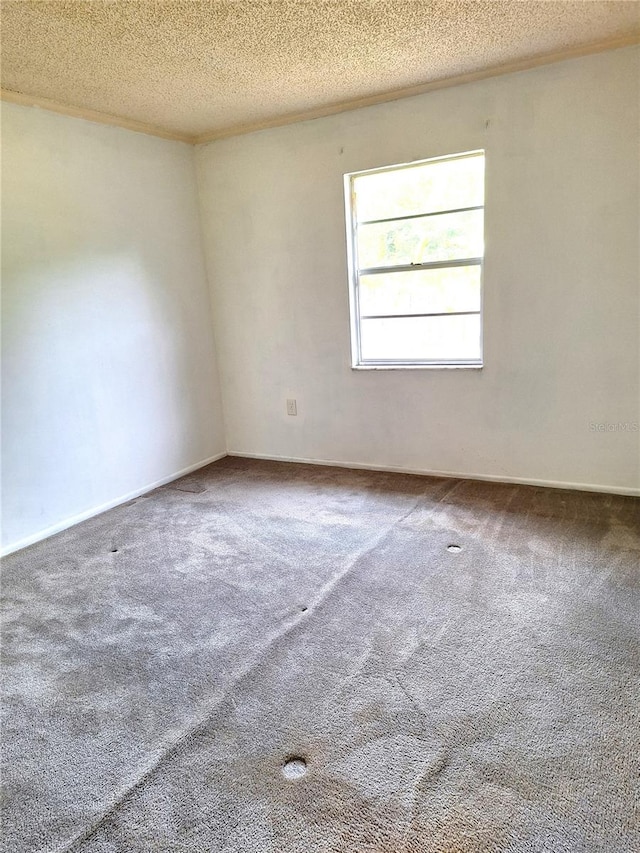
[
  {"left": 197, "top": 46, "right": 640, "bottom": 494},
  {"left": 2, "top": 47, "right": 637, "bottom": 557},
  {"left": 1, "top": 104, "right": 225, "bottom": 552}
]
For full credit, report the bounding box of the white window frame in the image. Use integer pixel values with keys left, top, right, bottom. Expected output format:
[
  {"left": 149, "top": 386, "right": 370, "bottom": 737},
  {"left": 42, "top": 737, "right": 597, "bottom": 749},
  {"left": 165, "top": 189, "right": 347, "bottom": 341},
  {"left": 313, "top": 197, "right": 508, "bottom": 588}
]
[{"left": 344, "top": 150, "right": 485, "bottom": 369}]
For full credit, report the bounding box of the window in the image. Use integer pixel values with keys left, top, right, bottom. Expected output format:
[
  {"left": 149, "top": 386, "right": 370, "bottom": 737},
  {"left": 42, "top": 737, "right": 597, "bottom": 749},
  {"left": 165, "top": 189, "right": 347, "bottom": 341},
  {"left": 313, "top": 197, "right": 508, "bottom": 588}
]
[{"left": 344, "top": 150, "right": 485, "bottom": 368}]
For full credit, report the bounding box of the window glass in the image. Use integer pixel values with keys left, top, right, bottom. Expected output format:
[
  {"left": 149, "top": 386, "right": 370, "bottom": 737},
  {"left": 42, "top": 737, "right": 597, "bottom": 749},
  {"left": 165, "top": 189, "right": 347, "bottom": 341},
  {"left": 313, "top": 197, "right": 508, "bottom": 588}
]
[{"left": 346, "top": 151, "right": 485, "bottom": 367}]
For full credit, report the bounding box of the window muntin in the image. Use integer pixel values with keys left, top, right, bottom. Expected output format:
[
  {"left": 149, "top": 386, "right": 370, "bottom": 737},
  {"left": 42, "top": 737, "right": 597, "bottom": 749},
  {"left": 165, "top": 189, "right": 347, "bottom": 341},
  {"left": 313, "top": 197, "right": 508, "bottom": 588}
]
[{"left": 345, "top": 151, "right": 485, "bottom": 367}]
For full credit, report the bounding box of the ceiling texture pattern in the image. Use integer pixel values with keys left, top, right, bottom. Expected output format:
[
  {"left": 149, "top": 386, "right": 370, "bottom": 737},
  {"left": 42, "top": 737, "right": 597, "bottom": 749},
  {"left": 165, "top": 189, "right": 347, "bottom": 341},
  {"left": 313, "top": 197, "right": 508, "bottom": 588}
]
[{"left": 1, "top": 0, "right": 639, "bottom": 142}]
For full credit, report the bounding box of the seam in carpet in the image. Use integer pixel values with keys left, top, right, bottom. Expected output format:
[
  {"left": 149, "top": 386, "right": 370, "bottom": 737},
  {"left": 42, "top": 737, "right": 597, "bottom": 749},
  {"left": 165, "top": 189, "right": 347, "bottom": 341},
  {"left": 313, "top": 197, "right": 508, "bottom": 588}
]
[{"left": 54, "top": 478, "right": 460, "bottom": 852}]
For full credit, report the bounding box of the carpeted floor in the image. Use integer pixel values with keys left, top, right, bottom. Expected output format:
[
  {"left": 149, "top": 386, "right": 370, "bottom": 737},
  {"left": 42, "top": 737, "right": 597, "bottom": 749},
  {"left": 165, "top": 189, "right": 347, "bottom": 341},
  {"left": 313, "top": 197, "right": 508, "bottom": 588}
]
[{"left": 2, "top": 457, "right": 639, "bottom": 853}]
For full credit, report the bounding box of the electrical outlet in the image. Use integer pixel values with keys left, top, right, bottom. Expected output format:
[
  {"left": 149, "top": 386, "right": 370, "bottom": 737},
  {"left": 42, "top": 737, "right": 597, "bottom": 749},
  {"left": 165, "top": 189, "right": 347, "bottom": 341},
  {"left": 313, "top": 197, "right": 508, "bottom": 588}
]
[{"left": 286, "top": 399, "right": 297, "bottom": 416}]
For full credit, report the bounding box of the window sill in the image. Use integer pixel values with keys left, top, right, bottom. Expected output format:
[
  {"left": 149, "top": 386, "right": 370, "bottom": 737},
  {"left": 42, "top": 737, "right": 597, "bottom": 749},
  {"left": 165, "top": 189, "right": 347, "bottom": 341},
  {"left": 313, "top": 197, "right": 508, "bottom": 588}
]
[{"left": 352, "top": 362, "right": 483, "bottom": 371}]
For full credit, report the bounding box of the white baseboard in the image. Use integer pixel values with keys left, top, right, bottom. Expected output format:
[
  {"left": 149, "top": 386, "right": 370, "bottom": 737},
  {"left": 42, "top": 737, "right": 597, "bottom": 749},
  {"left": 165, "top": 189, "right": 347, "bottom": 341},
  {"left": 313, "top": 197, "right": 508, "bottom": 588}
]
[
  {"left": 1, "top": 452, "right": 228, "bottom": 557},
  {"left": 227, "top": 451, "right": 640, "bottom": 498},
  {"left": 4, "top": 448, "right": 636, "bottom": 557}
]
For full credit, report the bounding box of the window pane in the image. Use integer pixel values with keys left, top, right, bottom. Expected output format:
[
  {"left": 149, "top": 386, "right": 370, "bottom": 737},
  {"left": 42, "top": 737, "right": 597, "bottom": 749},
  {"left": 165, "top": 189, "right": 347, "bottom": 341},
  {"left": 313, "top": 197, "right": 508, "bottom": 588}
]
[
  {"left": 360, "top": 314, "right": 481, "bottom": 362},
  {"left": 359, "top": 266, "right": 481, "bottom": 317},
  {"left": 356, "top": 208, "right": 483, "bottom": 269},
  {"left": 354, "top": 154, "right": 484, "bottom": 223}
]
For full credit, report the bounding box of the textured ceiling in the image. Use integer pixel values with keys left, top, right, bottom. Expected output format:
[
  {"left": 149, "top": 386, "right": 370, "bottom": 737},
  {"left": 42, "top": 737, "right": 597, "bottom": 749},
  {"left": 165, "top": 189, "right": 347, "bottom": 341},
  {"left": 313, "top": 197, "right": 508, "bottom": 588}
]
[{"left": 1, "top": 1, "right": 639, "bottom": 141}]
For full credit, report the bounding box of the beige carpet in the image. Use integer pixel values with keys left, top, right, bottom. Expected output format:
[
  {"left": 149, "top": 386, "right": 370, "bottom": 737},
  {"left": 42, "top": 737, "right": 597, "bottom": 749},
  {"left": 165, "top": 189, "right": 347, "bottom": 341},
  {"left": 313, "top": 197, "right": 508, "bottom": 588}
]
[{"left": 2, "top": 457, "right": 639, "bottom": 852}]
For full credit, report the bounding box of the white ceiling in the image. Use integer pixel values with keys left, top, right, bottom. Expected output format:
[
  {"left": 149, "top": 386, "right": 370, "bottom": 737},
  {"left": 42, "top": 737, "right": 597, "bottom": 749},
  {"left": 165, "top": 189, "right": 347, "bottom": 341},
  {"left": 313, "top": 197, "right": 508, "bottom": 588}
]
[{"left": 1, "top": 1, "right": 639, "bottom": 142}]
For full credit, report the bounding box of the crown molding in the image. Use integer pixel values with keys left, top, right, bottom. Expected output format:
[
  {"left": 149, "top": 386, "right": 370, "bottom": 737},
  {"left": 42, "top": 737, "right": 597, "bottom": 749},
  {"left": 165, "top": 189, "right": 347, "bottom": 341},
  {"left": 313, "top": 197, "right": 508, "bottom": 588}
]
[
  {"left": 0, "top": 89, "right": 194, "bottom": 143},
  {"left": 194, "top": 33, "right": 640, "bottom": 145},
  {"left": 2, "top": 34, "right": 638, "bottom": 147}
]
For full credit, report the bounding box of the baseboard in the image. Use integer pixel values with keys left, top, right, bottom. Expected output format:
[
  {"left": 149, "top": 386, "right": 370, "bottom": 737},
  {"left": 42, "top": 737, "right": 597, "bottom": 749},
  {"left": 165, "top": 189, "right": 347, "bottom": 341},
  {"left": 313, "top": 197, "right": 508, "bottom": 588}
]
[
  {"left": 4, "top": 449, "right": 636, "bottom": 557},
  {"left": 1, "top": 452, "right": 228, "bottom": 557},
  {"left": 227, "top": 451, "right": 640, "bottom": 498}
]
